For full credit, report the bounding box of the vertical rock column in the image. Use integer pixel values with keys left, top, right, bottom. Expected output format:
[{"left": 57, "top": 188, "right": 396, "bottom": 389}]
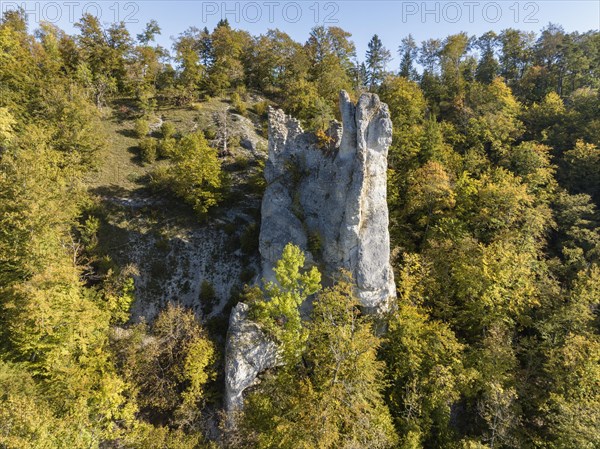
[
  {"left": 224, "top": 91, "right": 395, "bottom": 412},
  {"left": 259, "top": 90, "right": 395, "bottom": 310}
]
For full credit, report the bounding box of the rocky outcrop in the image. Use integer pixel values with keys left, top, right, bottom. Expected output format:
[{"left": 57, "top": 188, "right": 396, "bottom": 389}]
[
  {"left": 224, "top": 90, "right": 395, "bottom": 412},
  {"left": 224, "top": 302, "right": 280, "bottom": 411},
  {"left": 260, "top": 90, "right": 395, "bottom": 310}
]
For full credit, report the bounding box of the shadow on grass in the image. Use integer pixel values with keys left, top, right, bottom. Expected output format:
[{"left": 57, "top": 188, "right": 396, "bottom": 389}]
[
  {"left": 90, "top": 184, "right": 133, "bottom": 199},
  {"left": 126, "top": 145, "right": 145, "bottom": 166},
  {"left": 117, "top": 128, "right": 139, "bottom": 139}
]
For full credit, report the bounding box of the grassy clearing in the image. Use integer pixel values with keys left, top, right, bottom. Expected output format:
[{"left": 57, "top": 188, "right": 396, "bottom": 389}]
[
  {"left": 85, "top": 112, "right": 155, "bottom": 191},
  {"left": 85, "top": 95, "right": 267, "bottom": 229}
]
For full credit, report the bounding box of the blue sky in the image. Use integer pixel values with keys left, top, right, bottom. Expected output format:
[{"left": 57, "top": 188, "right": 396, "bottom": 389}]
[{"left": 5, "top": 1, "right": 599, "bottom": 65}]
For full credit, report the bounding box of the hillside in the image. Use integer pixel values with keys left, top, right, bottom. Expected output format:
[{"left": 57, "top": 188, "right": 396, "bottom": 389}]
[{"left": 86, "top": 96, "right": 268, "bottom": 324}]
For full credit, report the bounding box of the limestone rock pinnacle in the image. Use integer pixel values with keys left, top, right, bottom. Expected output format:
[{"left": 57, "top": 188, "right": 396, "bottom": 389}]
[{"left": 224, "top": 91, "right": 395, "bottom": 413}]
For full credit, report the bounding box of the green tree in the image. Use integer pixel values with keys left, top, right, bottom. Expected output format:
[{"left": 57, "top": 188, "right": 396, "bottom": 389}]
[
  {"left": 521, "top": 91, "right": 568, "bottom": 149},
  {"left": 246, "top": 29, "right": 306, "bottom": 96},
  {"left": 382, "top": 255, "right": 467, "bottom": 448},
  {"left": 534, "top": 267, "right": 600, "bottom": 449},
  {"left": 241, "top": 271, "right": 396, "bottom": 449},
  {"left": 398, "top": 34, "right": 419, "bottom": 80},
  {"left": 439, "top": 32, "right": 471, "bottom": 103},
  {"left": 561, "top": 140, "right": 600, "bottom": 203},
  {"left": 206, "top": 21, "right": 251, "bottom": 95},
  {"left": 172, "top": 27, "right": 205, "bottom": 104},
  {"left": 131, "top": 20, "right": 166, "bottom": 113},
  {"left": 0, "top": 145, "right": 135, "bottom": 446},
  {"left": 75, "top": 14, "right": 132, "bottom": 104},
  {"left": 365, "top": 34, "right": 392, "bottom": 90},
  {"left": 250, "top": 243, "right": 321, "bottom": 364},
  {"left": 475, "top": 32, "right": 500, "bottom": 84},
  {"left": 499, "top": 29, "right": 534, "bottom": 88},
  {"left": 550, "top": 191, "right": 600, "bottom": 281},
  {"left": 151, "top": 132, "right": 222, "bottom": 216},
  {"left": 406, "top": 161, "right": 456, "bottom": 239},
  {"left": 304, "top": 273, "right": 398, "bottom": 449},
  {"left": 112, "top": 303, "right": 216, "bottom": 427},
  {"left": 0, "top": 361, "right": 86, "bottom": 448},
  {"left": 542, "top": 334, "right": 600, "bottom": 449},
  {"left": 305, "top": 26, "right": 355, "bottom": 107},
  {"left": 379, "top": 75, "right": 426, "bottom": 168},
  {"left": 464, "top": 78, "right": 523, "bottom": 157},
  {"left": 137, "top": 19, "right": 161, "bottom": 45},
  {"left": 533, "top": 23, "right": 567, "bottom": 96},
  {"left": 0, "top": 107, "right": 16, "bottom": 147}
]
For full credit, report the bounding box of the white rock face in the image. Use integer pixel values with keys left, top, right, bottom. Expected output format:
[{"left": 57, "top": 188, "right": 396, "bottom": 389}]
[
  {"left": 260, "top": 90, "right": 395, "bottom": 310},
  {"left": 224, "top": 302, "right": 280, "bottom": 411},
  {"left": 224, "top": 91, "right": 395, "bottom": 412}
]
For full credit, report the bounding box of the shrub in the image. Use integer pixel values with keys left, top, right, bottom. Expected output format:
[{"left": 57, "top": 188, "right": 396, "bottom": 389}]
[
  {"left": 139, "top": 137, "right": 157, "bottom": 164},
  {"left": 236, "top": 84, "right": 248, "bottom": 100},
  {"left": 235, "top": 155, "right": 250, "bottom": 169},
  {"left": 240, "top": 223, "right": 259, "bottom": 254},
  {"left": 158, "top": 137, "right": 176, "bottom": 159},
  {"left": 254, "top": 100, "right": 269, "bottom": 117},
  {"left": 111, "top": 303, "right": 216, "bottom": 425},
  {"left": 161, "top": 122, "right": 176, "bottom": 139},
  {"left": 138, "top": 93, "right": 157, "bottom": 116},
  {"left": 199, "top": 280, "right": 217, "bottom": 315},
  {"left": 134, "top": 118, "right": 150, "bottom": 138},
  {"left": 231, "top": 92, "right": 247, "bottom": 116},
  {"left": 308, "top": 231, "right": 322, "bottom": 255},
  {"left": 150, "top": 165, "right": 170, "bottom": 187},
  {"left": 228, "top": 134, "right": 241, "bottom": 150},
  {"left": 240, "top": 267, "right": 256, "bottom": 284},
  {"left": 248, "top": 159, "right": 267, "bottom": 194},
  {"left": 316, "top": 128, "right": 335, "bottom": 151},
  {"left": 204, "top": 128, "right": 217, "bottom": 140}
]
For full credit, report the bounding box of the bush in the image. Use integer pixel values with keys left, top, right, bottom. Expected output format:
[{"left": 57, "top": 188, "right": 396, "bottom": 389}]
[
  {"left": 150, "top": 165, "right": 170, "bottom": 188},
  {"left": 161, "top": 122, "right": 176, "bottom": 139},
  {"left": 235, "top": 155, "right": 250, "bottom": 169},
  {"left": 134, "top": 118, "right": 150, "bottom": 138},
  {"left": 111, "top": 303, "right": 216, "bottom": 425},
  {"left": 199, "top": 280, "right": 217, "bottom": 315},
  {"left": 228, "top": 134, "right": 241, "bottom": 150},
  {"left": 254, "top": 100, "right": 269, "bottom": 117},
  {"left": 316, "top": 128, "right": 335, "bottom": 152},
  {"left": 137, "top": 92, "right": 157, "bottom": 116},
  {"left": 235, "top": 84, "right": 248, "bottom": 101},
  {"left": 240, "top": 267, "right": 256, "bottom": 284},
  {"left": 231, "top": 92, "right": 247, "bottom": 116},
  {"left": 204, "top": 128, "right": 217, "bottom": 140},
  {"left": 240, "top": 223, "right": 259, "bottom": 254},
  {"left": 158, "top": 137, "right": 176, "bottom": 159},
  {"left": 308, "top": 231, "right": 322, "bottom": 255},
  {"left": 248, "top": 159, "right": 267, "bottom": 194},
  {"left": 139, "top": 137, "right": 157, "bottom": 164}
]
